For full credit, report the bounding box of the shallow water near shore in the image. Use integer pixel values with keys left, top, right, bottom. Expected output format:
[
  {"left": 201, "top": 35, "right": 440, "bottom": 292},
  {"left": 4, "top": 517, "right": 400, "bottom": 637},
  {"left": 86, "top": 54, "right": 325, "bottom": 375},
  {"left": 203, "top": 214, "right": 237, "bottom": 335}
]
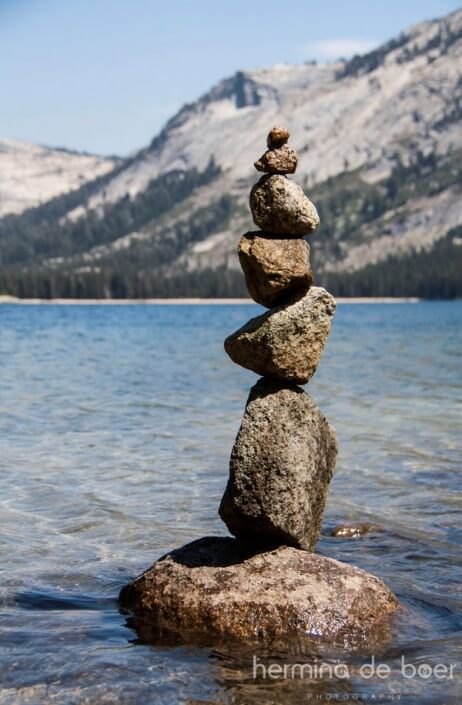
[{"left": 0, "top": 301, "right": 461, "bottom": 704}]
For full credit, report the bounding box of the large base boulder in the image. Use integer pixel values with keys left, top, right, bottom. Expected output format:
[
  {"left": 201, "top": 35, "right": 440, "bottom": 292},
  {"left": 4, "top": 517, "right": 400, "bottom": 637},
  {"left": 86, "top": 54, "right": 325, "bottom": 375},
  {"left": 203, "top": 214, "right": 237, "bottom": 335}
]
[
  {"left": 219, "top": 378, "right": 337, "bottom": 550},
  {"left": 224, "top": 287, "right": 336, "bottom": 384},
  {"left": 119, "top": 537, "right": 399, "bottom": 650}
]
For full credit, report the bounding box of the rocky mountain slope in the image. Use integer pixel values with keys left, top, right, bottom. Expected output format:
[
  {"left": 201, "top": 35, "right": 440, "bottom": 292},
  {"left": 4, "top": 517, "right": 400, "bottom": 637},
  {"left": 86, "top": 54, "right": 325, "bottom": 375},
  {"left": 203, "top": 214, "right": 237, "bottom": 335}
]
[
  {"left": 0, "top": 7, "right": 461, "bottom": 298},
  {"left": 0, "top": 139, "right": 119, "bottom": 218}
]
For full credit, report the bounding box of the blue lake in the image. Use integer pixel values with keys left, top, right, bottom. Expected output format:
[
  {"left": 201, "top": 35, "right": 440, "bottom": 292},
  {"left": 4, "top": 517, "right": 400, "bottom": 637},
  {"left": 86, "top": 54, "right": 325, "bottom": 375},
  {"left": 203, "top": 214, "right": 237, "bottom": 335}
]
[{"left": 0, "top": 302, "right": 461, "bottom": 704}]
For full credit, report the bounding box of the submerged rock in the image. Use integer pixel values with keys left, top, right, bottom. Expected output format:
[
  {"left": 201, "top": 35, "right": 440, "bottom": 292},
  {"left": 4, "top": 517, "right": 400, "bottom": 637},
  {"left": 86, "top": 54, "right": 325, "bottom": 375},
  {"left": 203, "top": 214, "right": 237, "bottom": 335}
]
[
  {"left": 219, "top": 378, "right": 338, "bottom": 550},
  {"left": 250, "top": 175, "right": 319, "bottom": 235},
  {"left": 238, "top": 232, "right": 312, "bottom": 307},
  {"left": 254, "top": 145, "right": 298, "bottom": 174},
  {"left": 224, "top": 286, "right": 336, "bottom": 384},
  {"left": 331, "top": 522, "right": 383, "bottom": 538},
  {"left": 119, "top": 536, "right": 399, "bottom": 650}
]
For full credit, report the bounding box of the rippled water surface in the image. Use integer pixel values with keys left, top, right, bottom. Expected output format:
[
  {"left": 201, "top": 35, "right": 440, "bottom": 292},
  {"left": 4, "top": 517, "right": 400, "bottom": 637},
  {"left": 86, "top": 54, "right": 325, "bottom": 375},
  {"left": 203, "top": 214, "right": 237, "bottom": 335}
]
[{"left": 0, "top": 302, "right": 461, "bottom": 704}]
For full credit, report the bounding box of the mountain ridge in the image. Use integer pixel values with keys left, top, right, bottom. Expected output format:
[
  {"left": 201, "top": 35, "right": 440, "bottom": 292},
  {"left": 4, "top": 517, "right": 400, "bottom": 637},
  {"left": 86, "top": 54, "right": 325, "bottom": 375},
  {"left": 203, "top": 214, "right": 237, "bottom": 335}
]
[
  {"left": 1, "top": 7, "right": 461, "bottom": 298},
  {"left": 0, "top": 138, "right": 119, "bottom": 218}
]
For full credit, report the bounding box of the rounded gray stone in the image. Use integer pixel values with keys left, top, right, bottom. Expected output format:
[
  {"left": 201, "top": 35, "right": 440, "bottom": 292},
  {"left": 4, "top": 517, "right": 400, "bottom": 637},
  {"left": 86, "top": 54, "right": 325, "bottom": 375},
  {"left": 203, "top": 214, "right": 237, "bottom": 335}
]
[{"left": 250, "top": 175, "right": 320, "bottom": 235}]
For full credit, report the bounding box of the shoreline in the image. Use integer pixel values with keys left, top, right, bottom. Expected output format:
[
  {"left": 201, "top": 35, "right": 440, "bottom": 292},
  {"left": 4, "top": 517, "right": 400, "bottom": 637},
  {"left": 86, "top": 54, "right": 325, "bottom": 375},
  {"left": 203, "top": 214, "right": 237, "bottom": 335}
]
[{"left": 0, "top": 296, "right": 422, "bottom": 305}]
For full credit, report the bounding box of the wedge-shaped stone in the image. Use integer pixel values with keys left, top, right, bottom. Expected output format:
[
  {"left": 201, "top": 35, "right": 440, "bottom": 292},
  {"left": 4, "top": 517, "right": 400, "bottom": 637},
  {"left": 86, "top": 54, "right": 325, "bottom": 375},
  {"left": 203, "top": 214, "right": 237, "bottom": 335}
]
[
  {"left": 224, "top": 286, "right": 335, "bottom": 384},
  {"left": 238, "top": 232, "right": 312, "bottom": 308},
  {"left": 219, "top": 378, "right": 337, "bottom": 550}
]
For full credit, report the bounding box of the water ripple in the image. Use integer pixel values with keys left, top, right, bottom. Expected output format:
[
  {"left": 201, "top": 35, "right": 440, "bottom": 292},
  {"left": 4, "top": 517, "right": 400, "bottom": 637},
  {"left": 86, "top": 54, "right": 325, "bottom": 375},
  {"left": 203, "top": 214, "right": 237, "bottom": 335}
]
[{"left": 0, "top": 301, "right": 461, "bottom": 704}]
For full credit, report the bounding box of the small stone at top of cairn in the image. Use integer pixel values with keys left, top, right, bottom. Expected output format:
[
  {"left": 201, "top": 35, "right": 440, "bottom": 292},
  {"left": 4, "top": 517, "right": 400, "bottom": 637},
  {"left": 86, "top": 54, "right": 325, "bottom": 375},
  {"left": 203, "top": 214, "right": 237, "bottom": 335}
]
[
  {"left": 267, "top": 125, "right": 290, "bottom": 148},
  {"left": 254, "top": 125, "right": 298, "bottom": 175}
]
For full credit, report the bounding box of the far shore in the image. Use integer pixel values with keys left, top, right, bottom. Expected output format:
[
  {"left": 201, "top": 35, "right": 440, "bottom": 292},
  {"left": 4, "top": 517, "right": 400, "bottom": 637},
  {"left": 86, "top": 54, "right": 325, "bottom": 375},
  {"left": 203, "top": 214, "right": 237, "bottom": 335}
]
[{"left": 0, "top": 295, "right": 422, "bottom": 305}]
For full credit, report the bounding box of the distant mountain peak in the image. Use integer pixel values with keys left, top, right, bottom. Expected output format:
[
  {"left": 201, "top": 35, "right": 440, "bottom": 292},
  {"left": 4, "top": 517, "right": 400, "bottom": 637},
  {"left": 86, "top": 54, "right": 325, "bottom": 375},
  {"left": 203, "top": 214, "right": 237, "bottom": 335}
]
[
  {"left": 0, "top": 139, "right": 118, "bottom": 218},
  {"left": 1, "top": 8, "right": 461, "bottom": 299}
]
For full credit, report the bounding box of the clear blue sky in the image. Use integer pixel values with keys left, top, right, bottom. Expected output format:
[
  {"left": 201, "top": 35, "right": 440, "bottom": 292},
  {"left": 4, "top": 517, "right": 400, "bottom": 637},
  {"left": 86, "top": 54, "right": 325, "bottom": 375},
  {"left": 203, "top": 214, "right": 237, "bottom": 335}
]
[{"left": 1, "top": 0, "right": 460, "bottom": 156}]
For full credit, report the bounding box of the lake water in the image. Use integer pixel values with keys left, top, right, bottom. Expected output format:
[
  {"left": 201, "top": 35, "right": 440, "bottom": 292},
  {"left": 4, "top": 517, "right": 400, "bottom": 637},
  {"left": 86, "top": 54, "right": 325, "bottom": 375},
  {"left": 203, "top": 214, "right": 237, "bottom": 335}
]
[{"left": 0, "top": 302, "right": 461, "bottom": 704}]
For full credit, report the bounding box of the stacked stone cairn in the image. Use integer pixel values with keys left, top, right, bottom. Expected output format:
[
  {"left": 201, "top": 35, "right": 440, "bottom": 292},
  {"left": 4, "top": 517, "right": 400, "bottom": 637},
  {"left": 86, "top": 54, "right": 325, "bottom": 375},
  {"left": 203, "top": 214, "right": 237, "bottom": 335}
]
[
  {"left": 119, "top": 128, "right": 398, "bottom": 650},
  {"left": 220, "top": 126, "right": 337, "bottom": 552}
]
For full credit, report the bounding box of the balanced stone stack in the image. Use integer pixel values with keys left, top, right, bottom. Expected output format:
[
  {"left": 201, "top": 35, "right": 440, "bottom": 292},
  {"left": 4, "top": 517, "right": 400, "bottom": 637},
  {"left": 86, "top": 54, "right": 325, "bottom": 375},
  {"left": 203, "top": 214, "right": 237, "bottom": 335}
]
[
  {"left": 219, "top": 126, "right": 337, "bottom": 552},
  {"left": 119, "top": 128, "right": 398, "bottom": 650}
]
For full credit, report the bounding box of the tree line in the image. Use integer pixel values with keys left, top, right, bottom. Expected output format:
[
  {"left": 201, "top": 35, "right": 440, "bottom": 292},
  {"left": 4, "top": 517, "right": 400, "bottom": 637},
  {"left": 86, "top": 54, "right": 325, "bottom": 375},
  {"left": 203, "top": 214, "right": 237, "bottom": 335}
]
[{"left": 0, "top": 143, "right": 461, "bottom": 299}]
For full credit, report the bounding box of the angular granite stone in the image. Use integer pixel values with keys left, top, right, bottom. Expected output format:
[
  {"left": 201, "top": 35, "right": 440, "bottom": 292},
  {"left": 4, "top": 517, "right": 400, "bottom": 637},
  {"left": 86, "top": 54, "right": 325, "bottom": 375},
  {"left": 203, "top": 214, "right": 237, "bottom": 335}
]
[
  {"left": 224, "top": 286, "right": 336, "bottom": 384},
  {"left": 238, "top": 232, "right": 312, "bottom": 308},
  {"left": 250, "top": 175, "right": 319, "bottom": 235},
  {"left": 219, "top": 378, "right": 337, "bottom": 550},
  {"left": 120, "top": 536, "right": 398, "bottom": 650}
]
